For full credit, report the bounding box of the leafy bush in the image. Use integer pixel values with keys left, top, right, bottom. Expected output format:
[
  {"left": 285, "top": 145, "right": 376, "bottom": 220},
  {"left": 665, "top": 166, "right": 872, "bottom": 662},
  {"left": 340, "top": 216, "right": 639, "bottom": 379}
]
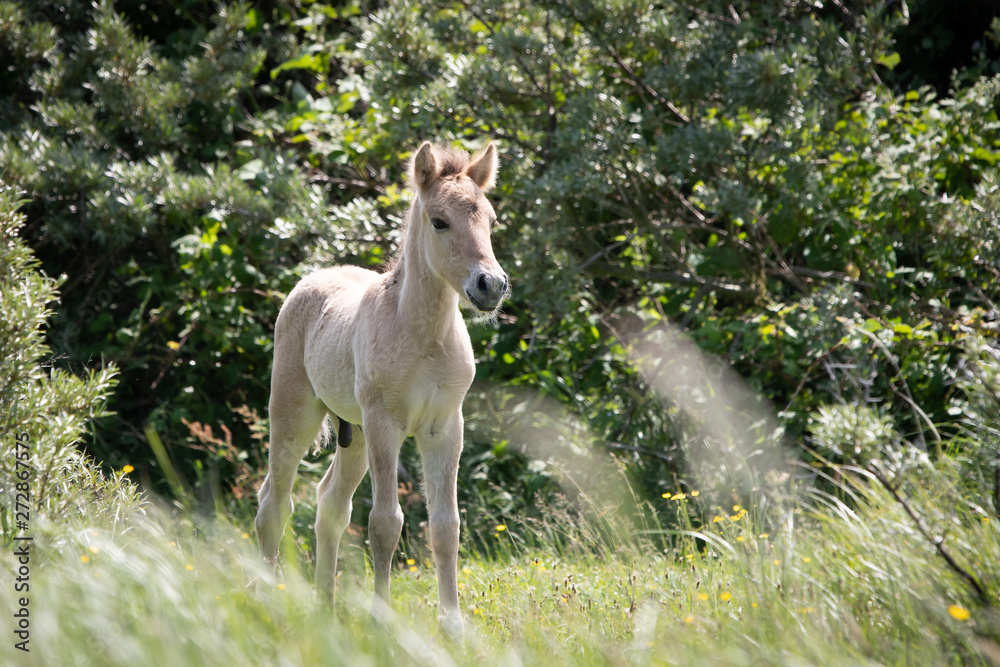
[
  {"left": 0, "top": 0, "right": 333, "bottom": 494},
  {"left": 0, "top": 188, "right": 142, "bottom": 537},
  {"left": 337, "top": 0, "right": 1000, "bottom": 506},
  {"left": 1, "top": 0, "right": 999, "bottom": 554}
]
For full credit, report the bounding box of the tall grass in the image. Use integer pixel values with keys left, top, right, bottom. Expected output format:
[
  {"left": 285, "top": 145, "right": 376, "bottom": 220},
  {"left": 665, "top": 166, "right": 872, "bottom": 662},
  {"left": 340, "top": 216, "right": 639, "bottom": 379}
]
[{"left": 2, "top": 453, "right": 997, "bottom": 666}]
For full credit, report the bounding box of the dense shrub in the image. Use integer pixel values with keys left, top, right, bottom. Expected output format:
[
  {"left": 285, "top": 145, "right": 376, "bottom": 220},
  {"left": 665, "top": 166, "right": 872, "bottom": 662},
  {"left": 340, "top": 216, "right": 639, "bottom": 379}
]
[
  {"left": 0, "top": 1, "right": 328, "bottom": 492},
  {"left": 0, "top": 0, "right": 998, "bottom": 546},
  {"left": 341, "top": 0, "right": 1000, "bottom": 502},
  {"left": 0, "top": 188, "right": 142, "bottom": 537}
]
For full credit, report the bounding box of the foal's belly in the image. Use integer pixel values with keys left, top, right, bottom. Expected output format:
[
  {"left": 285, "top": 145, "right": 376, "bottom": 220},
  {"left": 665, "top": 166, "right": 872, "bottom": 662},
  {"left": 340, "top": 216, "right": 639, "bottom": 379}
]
[
  {"left": 307, "top": 354, "right": 363, "bottom": 427},
  {"left": 306, "top": 324, "right": 474, "bottom": 434}
]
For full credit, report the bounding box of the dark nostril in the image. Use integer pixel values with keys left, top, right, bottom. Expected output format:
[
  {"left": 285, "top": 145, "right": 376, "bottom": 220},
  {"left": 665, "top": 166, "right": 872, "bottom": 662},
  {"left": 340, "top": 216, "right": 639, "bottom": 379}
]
[
  {"left": 477, "top": 274, "right": 489, "bottom": 293},
  {"left": 501, "top": 274, "right": 509, "bottom": 293}
]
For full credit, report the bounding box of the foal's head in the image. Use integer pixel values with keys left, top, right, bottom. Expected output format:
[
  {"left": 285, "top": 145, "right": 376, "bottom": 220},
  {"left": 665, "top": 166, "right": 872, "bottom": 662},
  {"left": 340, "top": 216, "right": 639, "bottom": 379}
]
[{"left": 409, "top": 142, "right": 509, "bottom": 313}]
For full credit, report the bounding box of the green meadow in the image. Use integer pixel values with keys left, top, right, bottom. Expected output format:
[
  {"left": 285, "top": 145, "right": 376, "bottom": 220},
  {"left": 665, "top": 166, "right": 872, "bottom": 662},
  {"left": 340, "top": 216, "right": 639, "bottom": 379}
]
[{"left": 1, "top": 448, "right": 997, "bottom": 665}]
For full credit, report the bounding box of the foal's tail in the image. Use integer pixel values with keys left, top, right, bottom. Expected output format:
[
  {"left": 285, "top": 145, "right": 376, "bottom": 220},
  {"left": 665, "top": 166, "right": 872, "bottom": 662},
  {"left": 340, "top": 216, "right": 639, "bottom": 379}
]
[{"left": 313, "top": 414, "right": 333, "bottom": 454}]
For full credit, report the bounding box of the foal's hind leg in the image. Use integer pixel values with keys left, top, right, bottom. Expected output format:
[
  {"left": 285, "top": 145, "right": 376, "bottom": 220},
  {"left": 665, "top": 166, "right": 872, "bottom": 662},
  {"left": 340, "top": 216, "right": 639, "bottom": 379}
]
[
  {"left": 315, "top": 423, "right": 368, "bottom": 604},
  {"left": 255, "top": 368, "right": 327, "bottom": 565}
]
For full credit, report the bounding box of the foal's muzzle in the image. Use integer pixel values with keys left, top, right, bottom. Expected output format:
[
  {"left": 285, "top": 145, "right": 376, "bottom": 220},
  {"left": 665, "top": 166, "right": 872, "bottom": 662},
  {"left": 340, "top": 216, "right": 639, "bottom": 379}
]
[{"left": 466, "top": 270, "right": 509, "bottom": 312}]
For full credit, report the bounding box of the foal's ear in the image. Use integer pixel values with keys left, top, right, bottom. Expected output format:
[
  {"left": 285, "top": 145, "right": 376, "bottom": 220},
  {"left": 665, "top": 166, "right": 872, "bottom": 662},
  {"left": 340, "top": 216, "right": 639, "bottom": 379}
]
[
  {"left": 411, "top": 141, "right": 438, "bottom": 191},
  {"left": 466, "top": 142, "right": 497, "bottom": 192}
]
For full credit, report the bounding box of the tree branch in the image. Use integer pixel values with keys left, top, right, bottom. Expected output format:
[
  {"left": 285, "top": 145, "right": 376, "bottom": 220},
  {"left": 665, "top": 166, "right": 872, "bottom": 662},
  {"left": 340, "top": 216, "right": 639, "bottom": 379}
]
[
  {"left": 869, "top": 466, "right": 991, "bottom": 604},
  {"left": 592, "top": 261, "right": 757, "bottom": 297},
  {"left": 607, "top": 442, "right": 676, "bottom": 464}
]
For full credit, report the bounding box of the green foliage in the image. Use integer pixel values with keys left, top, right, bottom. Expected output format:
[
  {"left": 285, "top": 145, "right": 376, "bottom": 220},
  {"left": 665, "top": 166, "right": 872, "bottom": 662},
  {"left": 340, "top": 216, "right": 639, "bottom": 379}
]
[
  {"left": 0, "top": 188, "right": 142, "bottom": 535},
  {"left": 0, "top": 0, "right": 334, "bottom": 493},
  {"left": 1, "top": 0, "right": 999, "bottom": 574},
  {"left": 331, "top": 0, "right": 1000, "bottom": 507}
]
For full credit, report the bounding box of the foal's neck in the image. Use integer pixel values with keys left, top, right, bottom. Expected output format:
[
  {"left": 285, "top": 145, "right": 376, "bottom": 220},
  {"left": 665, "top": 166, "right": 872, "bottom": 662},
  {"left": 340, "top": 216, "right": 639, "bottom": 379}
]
[{"left": 393, "top": 201, "right": 461, "bottom": 341}]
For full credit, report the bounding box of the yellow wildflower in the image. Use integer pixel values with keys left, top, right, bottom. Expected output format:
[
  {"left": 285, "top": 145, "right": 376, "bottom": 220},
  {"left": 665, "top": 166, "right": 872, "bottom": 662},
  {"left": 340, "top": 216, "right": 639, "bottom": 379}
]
[
  {"left": 671, "top": 493, "right": 686, "bottom": 501},
  {"left": 712, "top": 515, "right": 724, "bottom": 523},
  {"left": 697, "top": 593, "right": 708, "bottom": 601},
  {"left": 759, "top": 533, "right": 769, "bottom": 539},
  {"left": 690, "top": 490, "right": 700, "bottom": 497},
  {"left": 122, "top": 464, "right": 134, "bottom": 474},
  {"left": 720, "top": 592, "right": 731, "bottom": 601},
  {"left": 406, "top": 558, "right": 416, "bottom": 565},
  {"left": 684, "top": 615, "right": 694, "bottom": 624},
  {"left": 185, "top": 563, "right": 194, "bottom": 571},
  {"left": 409, "top": 566, "right": 418, "bottom": 572},
  {"left": 495, "top": 524, "right": 506, "bottom": 532},
  {"left": 948, "top": 605, "right": 971, "bottom": 621},
  {"left": 80, "top": 555, "right": 90, "bottom": 563},
  {"left": 277, "top": 584, "right": 285, "bottom": 591}
]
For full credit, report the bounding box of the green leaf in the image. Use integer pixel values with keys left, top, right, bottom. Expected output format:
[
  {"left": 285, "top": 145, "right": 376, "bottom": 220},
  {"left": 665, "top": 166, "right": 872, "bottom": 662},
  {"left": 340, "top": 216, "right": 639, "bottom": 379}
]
[
  {"left": 270, "top": 54, "right": 318, "bottom": 80},
  {"left": 235, "top": 159, "right": 264, "bottom": 181},
  {"left": 877, "top": 52, "right": 901, "bottom": 70},
  {"left": 245, "top": 8, "right": 260, "bottom": 32}
]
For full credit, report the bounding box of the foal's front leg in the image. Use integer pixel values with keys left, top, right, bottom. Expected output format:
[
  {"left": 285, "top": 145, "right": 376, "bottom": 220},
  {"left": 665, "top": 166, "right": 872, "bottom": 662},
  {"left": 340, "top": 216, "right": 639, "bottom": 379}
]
[
  {"left": 363, "top": 410, "right": 406, "bottom": 615},
  {"left": 416, "top": 412, "right": 465, "bottom": 637}
]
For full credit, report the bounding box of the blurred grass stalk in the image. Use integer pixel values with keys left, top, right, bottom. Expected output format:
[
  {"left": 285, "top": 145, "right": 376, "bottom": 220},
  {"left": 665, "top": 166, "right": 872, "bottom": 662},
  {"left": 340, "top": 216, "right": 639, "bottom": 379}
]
[{"left": 145, "top": 423, "right": 188, "bottom": 502}]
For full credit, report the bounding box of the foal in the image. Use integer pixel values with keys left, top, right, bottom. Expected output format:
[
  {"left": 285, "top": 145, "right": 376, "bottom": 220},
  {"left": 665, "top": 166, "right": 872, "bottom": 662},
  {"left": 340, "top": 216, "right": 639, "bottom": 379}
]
[{"left": 255, "top": 142, "right": 507, "bottom": 634}]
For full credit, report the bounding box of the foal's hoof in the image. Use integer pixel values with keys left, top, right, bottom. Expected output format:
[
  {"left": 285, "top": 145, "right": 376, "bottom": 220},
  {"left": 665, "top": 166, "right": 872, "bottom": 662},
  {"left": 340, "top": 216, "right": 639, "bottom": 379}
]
[{"left": 439, "top": 611, "right": 465, "bottom": 641}]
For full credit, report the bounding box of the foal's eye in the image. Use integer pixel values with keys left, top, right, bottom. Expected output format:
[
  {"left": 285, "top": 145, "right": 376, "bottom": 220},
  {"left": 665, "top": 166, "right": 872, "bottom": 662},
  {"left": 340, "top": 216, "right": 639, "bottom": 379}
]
[{"left": 431, "top": 217, "right": 449, "bottom": 231}]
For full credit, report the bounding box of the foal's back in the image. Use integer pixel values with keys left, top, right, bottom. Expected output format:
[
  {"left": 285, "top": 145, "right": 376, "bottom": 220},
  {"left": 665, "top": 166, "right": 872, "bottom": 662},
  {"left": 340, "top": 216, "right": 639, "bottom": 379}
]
[{"left": 274, "top": 265, "right": 384, "bottom": 428}]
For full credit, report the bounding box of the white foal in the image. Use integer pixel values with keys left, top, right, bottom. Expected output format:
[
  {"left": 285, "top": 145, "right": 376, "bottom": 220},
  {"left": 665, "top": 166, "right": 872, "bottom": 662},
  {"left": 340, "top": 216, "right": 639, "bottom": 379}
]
[{"left": 255, "top": 142, "right": 507, "bottom": 635}]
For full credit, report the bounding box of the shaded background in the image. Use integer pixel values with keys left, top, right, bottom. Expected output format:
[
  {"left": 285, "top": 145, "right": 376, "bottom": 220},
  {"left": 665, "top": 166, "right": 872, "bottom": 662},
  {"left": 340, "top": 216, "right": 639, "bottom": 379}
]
[{"left": 2, "top": 0, "right": 999, "bottom": 546}]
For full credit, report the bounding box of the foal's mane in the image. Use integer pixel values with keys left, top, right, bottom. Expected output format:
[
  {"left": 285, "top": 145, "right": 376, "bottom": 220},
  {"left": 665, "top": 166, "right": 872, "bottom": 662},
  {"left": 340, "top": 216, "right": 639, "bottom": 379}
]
[{"left": 385, "top": 145, "right": 474, "bottom": 281}]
